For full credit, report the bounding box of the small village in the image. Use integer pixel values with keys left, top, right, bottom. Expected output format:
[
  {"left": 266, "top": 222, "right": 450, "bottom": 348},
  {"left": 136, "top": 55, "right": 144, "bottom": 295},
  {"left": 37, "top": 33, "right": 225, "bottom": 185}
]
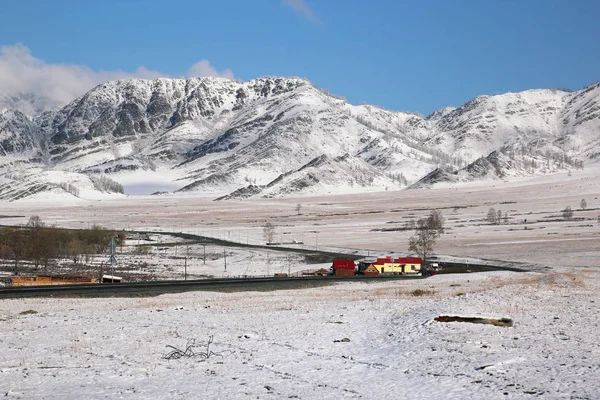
[
  {"left": 334, "top": 256, "right": 426, "bottom": 276},
  {"left": 6, "top": 256, "right": 430, "bottom": 287}
]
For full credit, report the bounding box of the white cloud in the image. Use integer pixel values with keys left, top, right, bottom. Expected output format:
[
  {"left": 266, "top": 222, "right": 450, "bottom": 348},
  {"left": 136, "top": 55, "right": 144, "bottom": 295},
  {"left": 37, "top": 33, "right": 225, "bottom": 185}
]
[
  {"left": 282, "top": 0, "right": 319, "bottom": 22},
  {"left": 186, "top": 60, "right": 234, "bottom": 80},
  {"left": 0, "top": 44, "right": 234, "bottom": 114}
]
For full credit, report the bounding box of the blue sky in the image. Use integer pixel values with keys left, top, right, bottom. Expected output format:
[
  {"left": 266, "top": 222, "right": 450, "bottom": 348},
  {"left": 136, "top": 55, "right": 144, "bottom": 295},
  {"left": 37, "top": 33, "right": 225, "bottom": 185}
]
[{"left": 1, "top": 0, "right": 599, "bottom": 115}]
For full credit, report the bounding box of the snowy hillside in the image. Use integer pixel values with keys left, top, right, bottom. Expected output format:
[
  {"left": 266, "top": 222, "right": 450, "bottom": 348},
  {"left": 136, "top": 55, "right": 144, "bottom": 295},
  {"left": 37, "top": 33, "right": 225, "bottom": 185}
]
[{"left": 0, "top": 77, "right": 598, "bottom": 201}]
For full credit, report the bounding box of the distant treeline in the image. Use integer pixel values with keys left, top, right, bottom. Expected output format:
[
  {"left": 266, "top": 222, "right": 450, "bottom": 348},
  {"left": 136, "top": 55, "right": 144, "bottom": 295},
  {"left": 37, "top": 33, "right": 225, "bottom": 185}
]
[{"left": 0, "top": 216, "right": 120, "bottom": 271}]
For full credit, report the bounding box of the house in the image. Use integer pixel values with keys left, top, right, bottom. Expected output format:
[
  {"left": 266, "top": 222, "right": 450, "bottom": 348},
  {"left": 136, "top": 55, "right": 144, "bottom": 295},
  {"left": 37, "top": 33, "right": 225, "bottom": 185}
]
[
  {"left": 371, "top": 256, "right": 422, "bottom": 274},
  {"left": 394, "top": 257, "right": 423, "bottom": 274},
  {"left": 356, "top": 259, "right": 377, "bottom": 274},
  {"left": 333, "top": 260, "right": 355, "bottom": 276},
  {"left": 362, "top": 264, "right": 380, "bottom": 276}
]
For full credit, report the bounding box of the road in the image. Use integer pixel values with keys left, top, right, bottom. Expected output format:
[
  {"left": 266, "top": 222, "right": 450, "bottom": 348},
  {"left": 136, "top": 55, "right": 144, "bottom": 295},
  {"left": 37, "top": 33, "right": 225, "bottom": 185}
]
[{"left": 0, "top": 275, "right": 425, "bottom": 299}]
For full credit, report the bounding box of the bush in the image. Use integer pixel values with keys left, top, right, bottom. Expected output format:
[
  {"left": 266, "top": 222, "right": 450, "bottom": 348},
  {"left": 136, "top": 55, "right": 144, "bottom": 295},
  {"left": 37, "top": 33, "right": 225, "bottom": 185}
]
[
  {"left": 411, "top": 289, "right": 435, "bottom": 296},
  {"left": 487, "top": 207, "right": 497, "bottom": 224},
  {"left": 562, "top": 206, "right": 573, "bottom": 220}
]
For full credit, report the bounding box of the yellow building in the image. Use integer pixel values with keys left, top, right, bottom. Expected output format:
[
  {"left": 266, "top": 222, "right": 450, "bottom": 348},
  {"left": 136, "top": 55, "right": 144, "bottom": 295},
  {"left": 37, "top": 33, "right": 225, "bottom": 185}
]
[{"left": 371, "top": 257, "right": 422, "bottom": 274}]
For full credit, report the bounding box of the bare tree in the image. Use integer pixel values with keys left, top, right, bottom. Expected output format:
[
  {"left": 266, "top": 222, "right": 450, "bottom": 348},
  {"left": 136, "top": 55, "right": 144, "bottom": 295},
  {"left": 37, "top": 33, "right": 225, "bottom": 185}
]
[
  {"left": 562, "top": 206, "right": 573, "bottom": 220},
  {"left": 426, "top": 210, "right": 445, "bottom": 233},
  {"left": 26, "top": 216, "right": 45, "bottom": 229},
  {"left": 25, "top": 216, "right": 45, "bottom": 268},
  {"left": 487, "top": 208, "right": 498, "bottom": 224},
  {"left": 497, "top": 209, "right": 503, "bottom": 224},
  {"left": 408, "top": 213, "right": 443, "bottom": 261},
  {"left": 580, "top": 199, "right": 587, "bottom": 210},
  {"left": 504, "top": 211, "right": 509, "bottom": 224},
  {"left": 296, "top": 204, "right": 302, "bottom": 215},
  {"left": 263, "top": 222, "right": 276, "bottom": 244}
]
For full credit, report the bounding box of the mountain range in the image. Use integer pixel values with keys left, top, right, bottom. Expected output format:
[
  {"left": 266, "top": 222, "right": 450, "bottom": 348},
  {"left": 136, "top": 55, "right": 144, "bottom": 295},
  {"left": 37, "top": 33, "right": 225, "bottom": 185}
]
[{"left": 0, "top": 76, "right": 598, "bottom": 201}]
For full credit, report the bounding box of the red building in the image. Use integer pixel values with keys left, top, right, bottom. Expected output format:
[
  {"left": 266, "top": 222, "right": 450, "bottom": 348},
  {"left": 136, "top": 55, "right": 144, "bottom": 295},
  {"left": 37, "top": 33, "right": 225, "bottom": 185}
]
[{"left": 333, "top": 260, "right": 355, "bottom": 276}]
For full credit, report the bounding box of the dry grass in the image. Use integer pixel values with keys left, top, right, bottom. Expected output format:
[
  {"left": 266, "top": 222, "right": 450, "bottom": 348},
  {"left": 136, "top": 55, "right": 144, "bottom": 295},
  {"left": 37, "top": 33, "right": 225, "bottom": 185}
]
[
  {"left": 410, "top": 289, "right": 436, "bottom": 296},
  {"left": 391, "top": 287, "right": 437, "bottom": 297},
  {"left": 559, "top": 272, "right": 586, "bottom": 288},
  {"left": 487, "top": 272, "right": 587, "bottom": 289}
]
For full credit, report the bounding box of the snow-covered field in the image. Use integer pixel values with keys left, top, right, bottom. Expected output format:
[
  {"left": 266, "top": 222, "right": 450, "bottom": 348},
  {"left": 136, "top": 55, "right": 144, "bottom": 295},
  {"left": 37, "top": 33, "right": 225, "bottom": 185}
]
[
  {"left": 1, "top": 269, "right": 599, "bottom": 399},
  {"left": 1, "top": 167, "right": 599, "bottom": 398},
  {"left": 2, "top": 162, "right": 599, "bottom": 268}
]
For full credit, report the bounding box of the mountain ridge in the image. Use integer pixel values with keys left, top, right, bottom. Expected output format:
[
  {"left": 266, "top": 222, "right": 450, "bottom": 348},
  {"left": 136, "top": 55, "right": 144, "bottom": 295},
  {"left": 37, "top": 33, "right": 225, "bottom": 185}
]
[{"left": 0, "top": 76, "right": 598, "bottom": 201}]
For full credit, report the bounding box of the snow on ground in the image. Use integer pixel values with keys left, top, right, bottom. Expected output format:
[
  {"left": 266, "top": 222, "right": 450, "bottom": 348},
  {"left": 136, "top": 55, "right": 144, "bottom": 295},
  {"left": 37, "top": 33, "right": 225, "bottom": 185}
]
[
  {"left": 1, "top": 167, "right": 600, "bottom": 398},
  {"left": 1, "top": 269, "right": 599, "bottom": 399},
  {"left": 2, "top": 164, "right": 598, "bottom": 268},
  {"left": 113, "top": 236, "right": 314, "bottom": 279}
]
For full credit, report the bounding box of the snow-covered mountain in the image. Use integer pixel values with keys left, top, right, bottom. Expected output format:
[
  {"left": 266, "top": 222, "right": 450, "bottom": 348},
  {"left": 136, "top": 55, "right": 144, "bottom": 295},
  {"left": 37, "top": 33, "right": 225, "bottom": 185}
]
[{"left": 0, "top": 77, "right": 598, "bottom": 201}]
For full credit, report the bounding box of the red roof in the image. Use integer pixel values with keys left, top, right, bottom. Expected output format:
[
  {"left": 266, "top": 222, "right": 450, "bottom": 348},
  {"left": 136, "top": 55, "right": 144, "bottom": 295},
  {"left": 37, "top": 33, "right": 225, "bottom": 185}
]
[
  {"left": 394, "top": 257, "right": 422, "bottom": 264},
  {"left": 333, "top": 260, "right": 355, "bottom": 269},
  {"left": 371, "top": 257, "right": 423, "bottom": 265}
]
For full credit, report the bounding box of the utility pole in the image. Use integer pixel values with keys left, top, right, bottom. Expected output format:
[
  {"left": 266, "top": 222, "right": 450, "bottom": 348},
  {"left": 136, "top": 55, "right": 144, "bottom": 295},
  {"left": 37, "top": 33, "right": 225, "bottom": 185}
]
[
  {"left": 203, "top": 244, "right": 206, "bottom": 265},
  {"left": 224, "top": 248, "right": 227, "bottom": 271},
  {"left": 109, "top": 236, "right": 117, "bottom": 283},
  {"left": 184, "top": 243, "right": 188, "bottom": 280}
]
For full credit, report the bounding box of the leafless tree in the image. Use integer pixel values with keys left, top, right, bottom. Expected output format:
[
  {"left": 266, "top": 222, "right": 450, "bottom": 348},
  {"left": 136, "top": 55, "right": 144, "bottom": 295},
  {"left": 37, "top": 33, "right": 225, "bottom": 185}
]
[
  {"left": 408, "top": 213, "right": 443, "bottom": 261},
  {"left": 25, "top": 216, "right": 45, "bottom": 268},
  {"left": 26, "top": 216, "right": 45, "bottom": 229},
  {"left": 497, "top": 209, "right": 503, "bottom": 223},
  {"left": 580, "top": 199, "right": 587, "bottom": 210},
  {"left": 562, "top": 206, "right": 573, "bottom": 220},
  {"left": 487, "top": 208, "right": 498, "bottom": 224},
  {"left": 296, "top": 203, "right": 302, "bottom": 215},
  {"left": 263, "top": 222, "right": 276, "bottom": 244},
  {"left": 426, "top": 210, "right": 445, "bottom": 233}
]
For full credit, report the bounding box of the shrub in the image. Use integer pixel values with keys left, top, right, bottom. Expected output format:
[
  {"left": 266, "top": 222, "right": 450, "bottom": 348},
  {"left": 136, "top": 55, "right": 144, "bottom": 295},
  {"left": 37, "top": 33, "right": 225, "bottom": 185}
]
[
  {"left": 411, "top": 289, "right": 435, "bottom": 296},
  {"left": 562, "top": 206, "right": 573, "bottom": 220}
]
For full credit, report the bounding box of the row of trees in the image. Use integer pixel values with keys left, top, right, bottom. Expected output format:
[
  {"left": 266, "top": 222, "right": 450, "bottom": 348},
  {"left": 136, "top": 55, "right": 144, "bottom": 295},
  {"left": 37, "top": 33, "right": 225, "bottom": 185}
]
[
  {"left": 0, "top": 216, "right": 117, "bottom": 272},
  {"left": 261, "top": 210, "right": 446, "bottom": 261},
  {"left": 487, "top": 208, "right": 509, "bottom": 224},
  {"left": 563, "top": 199, "right": 591, "bottom": 220},
  {"left": 89, "top": 175, "right": 124, "bottom": 194},
  {"left": 410, "top": 198, "right": 597, "bottom": 262}
]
